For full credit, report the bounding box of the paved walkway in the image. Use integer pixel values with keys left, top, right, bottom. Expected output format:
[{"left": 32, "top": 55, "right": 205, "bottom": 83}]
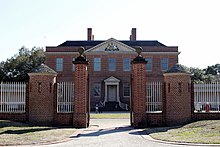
[{"left": 30, "top": 119, "right": 217, "bottom": 147}]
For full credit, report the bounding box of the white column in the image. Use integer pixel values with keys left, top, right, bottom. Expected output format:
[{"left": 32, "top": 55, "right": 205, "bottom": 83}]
[
  {"left": 105, "top": 84, "right": 108, "bottom": 103},
  {"left": 117, "top": 83, "right": 119, "bottom": 102}
]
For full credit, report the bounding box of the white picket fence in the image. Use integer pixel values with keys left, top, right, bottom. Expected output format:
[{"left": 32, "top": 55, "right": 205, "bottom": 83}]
[
  {"left": 194, "top": 83, "right": 220, "bottom": 112},
  {"left": 57, "top": 81, "right": 74, "bottom": 113},
  {"left": 0, "top": 82, "right": 26, "bottom": 113},
  {"left": 146, "top": 82, "right": 163, "bottom": 113}
]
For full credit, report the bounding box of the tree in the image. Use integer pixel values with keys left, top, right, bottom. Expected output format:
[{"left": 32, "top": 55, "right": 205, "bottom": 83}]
[
  {"left": 188, "top": 64, "right": 220, "bottom": 83},
  {"left": 0, "top": 62, "right": 4, "bottom": 81},
  {"left": 188, "top": 67, "right": 205, "bottom": 83},
  {"left": 1, "top": 46, "right": 45, "bottom": 81}
]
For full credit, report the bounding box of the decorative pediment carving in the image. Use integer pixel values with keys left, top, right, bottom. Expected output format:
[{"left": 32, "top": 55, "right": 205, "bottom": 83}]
[
  {"left": 85, "top": 38, "right": 135, "bottom": 53},
  {"left": 105, "top": 42, "right": 119, "bottom": 51}
]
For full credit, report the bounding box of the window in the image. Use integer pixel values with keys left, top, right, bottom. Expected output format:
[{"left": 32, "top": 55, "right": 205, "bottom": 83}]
[
  {"left": 94, "top": 84, "right": 101, "bottom": 97},
  {"left": 145, "top": 58, "right": 152, "bottom": 71},
  {"left": 123, "top": 58, "right": 130, "bottom": 71},
  {"left": 108, "top": 58, "right": 116, "bottom": 71},
  {"left": 94, "top": 58, "right": 101, "bottom": 71},
  {"left": 123, "top": 83, "right": 130, "bottom": 97},
  {"left": 56, "top": 58, "right": 63, "bottom": 71},
  {"left": 72, "top": 58, "right": 75, "bottom": 71},
  {"left": 161, "top": 58, "right": 168, "bottom": 71}
]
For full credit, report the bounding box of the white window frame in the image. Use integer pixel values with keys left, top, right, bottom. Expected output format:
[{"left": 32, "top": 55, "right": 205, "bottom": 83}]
[
  {"left": 123, "top": 83, "right": 130, "bottom": 97},
  {"left": 108, "top": 58, "right": 116, "bottom": 71},
  {"left": 56, "top": 58, "right": 63, "bottom": 72},
  {"left": 123, "top": 58, "right": 131, "bottom": 71},
  {"left": 94, "top": 58, "right": 101, "bottom": 71},
  {"left": 94, "top": 83, "right": 101, "bottom": 97},
  {"left": 161, "top": 58, "right": 168, "bottom": 71}
]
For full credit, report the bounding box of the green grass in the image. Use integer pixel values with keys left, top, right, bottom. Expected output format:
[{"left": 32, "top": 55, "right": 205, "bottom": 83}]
[
  {"left": 147, "top": 120, "right": 220, "bottom": 144},
  {"left": 90, "top": 112, "right": 130, "bottom": 119},
  {"left": 0, "top": 120, "right": 75, "bottom": 146}
]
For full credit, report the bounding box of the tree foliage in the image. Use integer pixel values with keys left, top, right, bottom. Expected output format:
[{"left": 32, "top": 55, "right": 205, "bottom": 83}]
[
  {"left": 187, "top": 64, "right": 220, "bottom": 83},
  {"left": 0, "top": 46, "right": 45, "bottom": 81}
]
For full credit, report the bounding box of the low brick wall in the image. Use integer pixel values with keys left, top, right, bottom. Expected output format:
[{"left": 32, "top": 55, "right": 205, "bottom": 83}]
[
  {"left": 192, "top": 113, "right": 220, "bottom": 121},
  {"left": 0, "top": 113, "right": 27, "bottom": 122},
  {"left": 53, "top": 113, "right": 73, "bottom": 126},
  {"left": 146, "top": 113, "right": 164, "bottom": 127}
]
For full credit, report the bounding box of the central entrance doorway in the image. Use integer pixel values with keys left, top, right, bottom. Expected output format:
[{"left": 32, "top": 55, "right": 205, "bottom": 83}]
[
  {"left": 104, "top": 76, "right": 120, "bottom": 104},
  {"left": 107, "top": 85, "right": 117, "bottom": 102}
]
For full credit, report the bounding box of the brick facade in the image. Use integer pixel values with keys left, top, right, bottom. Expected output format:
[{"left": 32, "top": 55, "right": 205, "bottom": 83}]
[
  {"left": 164, "top": 73, "right": 192, "bottom": 126},
  {"left": 131, "top": 54, "right": 147, "bottom": 128},
  {"left": 72, "top": 52, "right": 89, "bottom": 128},
  {"left": 28, "top": 74, "right": 56, "bottom": 125},
  {"left": 45, "top": 28, "right": 179, "bottom": 109}
]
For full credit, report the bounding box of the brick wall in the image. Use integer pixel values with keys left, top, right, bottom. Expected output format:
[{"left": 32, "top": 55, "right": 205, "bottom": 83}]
[
  {"left": 72, "top": 62, "right": 89, "bottom": 128},
  {"left": 164, "top": 73, "right": 192, "bottom": 126},
  {"left": 131, "top": 59, "right": 147, "bottom": 128},
  {"left": 28, "top": 74, "right": 56, "bottom": 125},
  {"left": 146, "top": 113, "right": 164, "bottom": 127},
  {"left": 0, "top": 113, "right": 27, "bottom": 122},
  {"left": 53, "top": 113, "right": 73, "bottom": 126},
  {"left": 193, "top": 113, "right": 220, "bottom": 121}
]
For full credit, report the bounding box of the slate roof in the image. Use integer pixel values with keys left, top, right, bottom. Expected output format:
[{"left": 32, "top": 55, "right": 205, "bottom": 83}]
[
  {"left": 58, "top": 40, "right": 166, "bottom": 47},
  {"left": 31, "top": 64, "right": 57, "bottom": 74},
  {"left": 165, "top": 64, "right": 189, "bottom": 74}
]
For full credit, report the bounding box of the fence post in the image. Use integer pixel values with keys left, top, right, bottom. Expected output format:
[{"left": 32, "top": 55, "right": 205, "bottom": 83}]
[
  {"left": 131, "top": 47, "right": 147, "bottom": 128},
  {"left": 72, "top": 47, "right": 89, "bottom": 128}
]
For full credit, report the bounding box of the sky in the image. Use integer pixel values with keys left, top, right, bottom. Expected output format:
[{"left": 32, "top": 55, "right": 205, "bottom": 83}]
[{"left": 0, "top": 0, "right": 219, "bottom": 69}]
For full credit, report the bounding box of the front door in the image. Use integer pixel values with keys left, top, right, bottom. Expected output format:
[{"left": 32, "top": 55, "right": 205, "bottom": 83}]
[{"left": 107, "top": 85, "right": 117, "bottom": 102}]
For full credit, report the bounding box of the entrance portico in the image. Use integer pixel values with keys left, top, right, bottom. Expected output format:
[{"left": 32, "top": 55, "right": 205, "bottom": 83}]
[{"left": 104, "top": 76, "right": 120, "bottom": 104}]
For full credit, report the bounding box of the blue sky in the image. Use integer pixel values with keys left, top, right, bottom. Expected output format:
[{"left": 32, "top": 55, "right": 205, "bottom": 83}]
[{"left": 0, "top": 0, "right": 219, "bottom": 68}]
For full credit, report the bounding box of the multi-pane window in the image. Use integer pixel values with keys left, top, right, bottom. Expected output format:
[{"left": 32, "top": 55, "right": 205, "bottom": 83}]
[
  {"left": 123, "top": 83, "right": 130, "bottom": 97},
  {"left": 56, "top": 58, "right": 63, "bottom": 71},
  {"left": 145, "top": 58, "right": 152, "bottom": 71},
  {"left": 94, "top": 58, "right": 101, "bottom": 71},
  {"left": 108, "top": 58, "right": 116, "bottom": 71},
  {"left": 94, "top": 83, "right": 101, "bottom": 97},
  {"left": 123, "top": 58, "right": 130, "bottom": 71},
  {"left": 161, "top": 58, "right": 168, "bottom": 71}
]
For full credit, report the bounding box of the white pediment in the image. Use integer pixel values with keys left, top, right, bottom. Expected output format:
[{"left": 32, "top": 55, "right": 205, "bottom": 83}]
[
  {"left": 85, "top": 38, "right": 135, "bottom": 53},
  {"left": 104, "top": 76, "right": 120, "bottom": 83}
]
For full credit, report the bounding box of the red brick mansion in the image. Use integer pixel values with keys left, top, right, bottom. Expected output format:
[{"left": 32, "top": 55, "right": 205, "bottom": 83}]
[{"left": 45, "top": 28, "right": 179, "bottom": 110}]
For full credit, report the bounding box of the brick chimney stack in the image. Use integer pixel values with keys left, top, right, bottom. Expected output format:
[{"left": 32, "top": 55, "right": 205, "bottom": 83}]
[
  {"left": 130, "top": 28, "right": 136, "bottom": 41},
  {"left": 87, "top": 28, "right": 94, "bottom": 41}
]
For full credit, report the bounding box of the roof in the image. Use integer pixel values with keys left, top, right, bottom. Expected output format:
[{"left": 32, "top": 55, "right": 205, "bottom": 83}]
[
  {"left": 165, "top": 64, "right": 189, "bottom": 74},
  {"left": 30, "top": 64, "right": 57, "bottom": 74},
  {"left": 58, "top": 40, "right": 166, "bottom": 47}
]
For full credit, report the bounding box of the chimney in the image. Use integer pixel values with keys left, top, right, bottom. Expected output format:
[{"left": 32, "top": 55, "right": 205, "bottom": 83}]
[
  {"left": 130, "top": 28, "right": 136, "bottom": 41},
  {"left": 87, "top": 28, "right": 93, "bottom": 41}
]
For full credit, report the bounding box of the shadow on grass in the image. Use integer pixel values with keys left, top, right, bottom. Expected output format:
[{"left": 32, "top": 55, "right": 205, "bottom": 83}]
[
  {"left": 144, "top": 126, "right": 181, "bottom": 135},
  {"left": 0, "top": 127, "right": 57, "bottom": 135},
  {"left": 129, "top": 126, "right": 182, "bottom": 137},
  {"left": 0, "top": 120, "right": 29, "bottom": 128}
]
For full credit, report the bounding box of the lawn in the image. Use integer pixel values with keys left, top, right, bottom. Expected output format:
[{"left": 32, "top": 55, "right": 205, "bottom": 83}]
[
  {"left": 147, "top": 120, "right": 220, "bottom": 144},
  {"left": 0, "top": 120, "right": 75, "bottom": 146},
  {"left": 90, "top": 112, "right": 130, "bottom": 119}
]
